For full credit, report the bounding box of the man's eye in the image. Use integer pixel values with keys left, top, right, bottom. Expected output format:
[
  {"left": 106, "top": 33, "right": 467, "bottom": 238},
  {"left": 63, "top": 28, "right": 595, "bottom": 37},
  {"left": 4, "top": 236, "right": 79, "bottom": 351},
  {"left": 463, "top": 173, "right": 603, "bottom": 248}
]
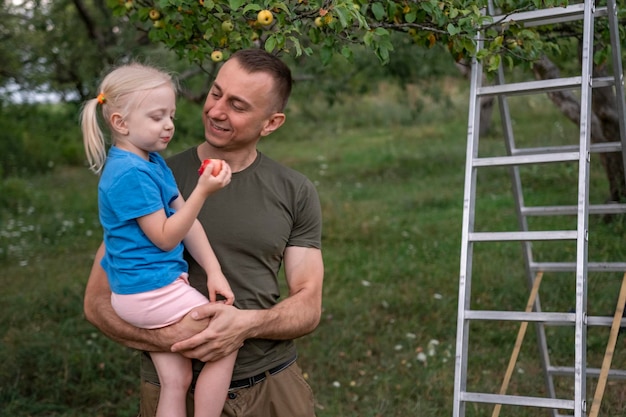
[{"left": 231, "top": 102, "right": 245, "bottom": 111}]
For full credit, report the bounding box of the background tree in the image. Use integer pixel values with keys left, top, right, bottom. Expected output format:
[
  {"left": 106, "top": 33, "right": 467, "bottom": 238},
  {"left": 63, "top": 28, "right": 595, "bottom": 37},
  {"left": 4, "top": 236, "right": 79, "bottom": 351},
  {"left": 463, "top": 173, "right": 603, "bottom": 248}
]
[{"left": 0, "top": 0, "right": 178, "bottom": 103}]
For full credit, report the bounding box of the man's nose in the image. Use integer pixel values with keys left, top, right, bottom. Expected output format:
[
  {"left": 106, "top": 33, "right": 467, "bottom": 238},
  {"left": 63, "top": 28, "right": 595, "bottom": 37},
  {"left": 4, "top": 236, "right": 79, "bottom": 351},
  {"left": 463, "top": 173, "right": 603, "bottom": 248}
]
[{"left": 207, "top": 98, "right": 226, "bottom": 119}]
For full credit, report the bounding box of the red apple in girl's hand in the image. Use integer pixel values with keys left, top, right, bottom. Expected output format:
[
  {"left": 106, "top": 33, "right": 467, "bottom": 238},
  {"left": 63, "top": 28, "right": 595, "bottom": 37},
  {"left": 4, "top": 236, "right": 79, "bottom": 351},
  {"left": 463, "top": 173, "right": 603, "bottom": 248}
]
[{"left": 198, "top": 159, "right": 223, "bottom": 176}]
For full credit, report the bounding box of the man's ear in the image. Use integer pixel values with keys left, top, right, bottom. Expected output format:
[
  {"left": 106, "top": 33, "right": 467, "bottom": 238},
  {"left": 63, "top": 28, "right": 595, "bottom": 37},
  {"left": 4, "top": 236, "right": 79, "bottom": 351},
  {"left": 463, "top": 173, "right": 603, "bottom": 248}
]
[
  {"left": 260, "top": 112, "right": 286, "bottom": 137},
  {"left": 110, "top": 113, "right": 129, "bottom": 135}
]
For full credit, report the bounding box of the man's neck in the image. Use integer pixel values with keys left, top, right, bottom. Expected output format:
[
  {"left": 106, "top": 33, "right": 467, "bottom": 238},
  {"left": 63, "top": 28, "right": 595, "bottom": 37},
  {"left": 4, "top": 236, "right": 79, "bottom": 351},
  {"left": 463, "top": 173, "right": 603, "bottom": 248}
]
[{"left": 197, "top": 142, "right": 258, "bottom": 173}]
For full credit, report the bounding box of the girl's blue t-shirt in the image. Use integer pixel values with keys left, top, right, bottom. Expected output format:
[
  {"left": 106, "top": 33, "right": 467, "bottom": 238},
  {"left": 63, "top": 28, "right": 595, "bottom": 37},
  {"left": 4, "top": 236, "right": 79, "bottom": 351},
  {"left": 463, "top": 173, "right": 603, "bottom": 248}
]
[{"left": 98, "top": 147, "right": 187, "bottom": 295}]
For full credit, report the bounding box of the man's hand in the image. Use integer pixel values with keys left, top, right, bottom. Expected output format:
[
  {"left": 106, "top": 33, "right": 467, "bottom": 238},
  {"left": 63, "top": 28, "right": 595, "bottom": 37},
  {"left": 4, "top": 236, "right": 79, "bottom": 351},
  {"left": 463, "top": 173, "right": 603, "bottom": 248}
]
[{"left": 171, "top": 303, "right": 248, "bottom": 362}]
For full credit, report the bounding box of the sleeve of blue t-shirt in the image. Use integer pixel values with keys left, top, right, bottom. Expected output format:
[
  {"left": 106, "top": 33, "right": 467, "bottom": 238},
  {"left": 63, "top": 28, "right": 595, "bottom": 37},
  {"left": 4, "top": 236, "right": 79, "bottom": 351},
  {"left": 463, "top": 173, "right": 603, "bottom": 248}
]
[{"left": 107, "top": 166, "right": 166, "bottom": 222}]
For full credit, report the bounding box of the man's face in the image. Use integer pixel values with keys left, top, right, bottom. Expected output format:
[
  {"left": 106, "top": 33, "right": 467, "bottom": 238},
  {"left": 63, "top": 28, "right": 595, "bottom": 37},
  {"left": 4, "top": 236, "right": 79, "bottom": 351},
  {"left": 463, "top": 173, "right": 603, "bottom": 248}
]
[{"left": 202, "top": 59, "right": 282, "bottom": 151}]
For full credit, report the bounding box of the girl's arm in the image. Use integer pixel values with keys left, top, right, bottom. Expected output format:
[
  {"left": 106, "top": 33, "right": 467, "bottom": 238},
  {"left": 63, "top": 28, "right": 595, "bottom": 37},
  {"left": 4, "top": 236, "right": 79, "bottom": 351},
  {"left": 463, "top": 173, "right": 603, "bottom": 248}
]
[
  {"left": 137, "top": 161, "right": 231, "bottom": 251},
  {"left": 183, "top": 219, "right": 234, "bottom": 305}
]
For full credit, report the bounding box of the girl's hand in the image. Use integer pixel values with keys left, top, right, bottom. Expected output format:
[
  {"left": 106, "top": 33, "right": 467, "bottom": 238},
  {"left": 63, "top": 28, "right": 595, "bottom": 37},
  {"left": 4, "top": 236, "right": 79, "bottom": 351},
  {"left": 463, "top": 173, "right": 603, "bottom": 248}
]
[
  {"left": 207, "top": 270, "right": 235, "bottom": 305},
  {"left": 197, "top": 160, "right": 232, "bottom": 196}
]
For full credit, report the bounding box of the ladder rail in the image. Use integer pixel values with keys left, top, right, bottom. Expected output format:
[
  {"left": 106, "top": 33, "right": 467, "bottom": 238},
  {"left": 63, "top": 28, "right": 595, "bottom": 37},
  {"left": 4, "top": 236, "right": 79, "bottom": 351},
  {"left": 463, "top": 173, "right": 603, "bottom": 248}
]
[
  {"left": 452, "top": 18, "right": 485, "bottom": 417},
  {"left": 572, "top": 2, "right": 595, "bottom": 414}
]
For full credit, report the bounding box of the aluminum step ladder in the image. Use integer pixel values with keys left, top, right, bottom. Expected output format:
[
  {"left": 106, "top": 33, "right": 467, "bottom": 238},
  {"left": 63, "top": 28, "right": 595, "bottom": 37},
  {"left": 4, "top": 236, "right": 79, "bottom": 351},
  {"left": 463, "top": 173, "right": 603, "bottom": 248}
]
[{"left": 453, "top": 1, "right": 626, "bottom": 416}]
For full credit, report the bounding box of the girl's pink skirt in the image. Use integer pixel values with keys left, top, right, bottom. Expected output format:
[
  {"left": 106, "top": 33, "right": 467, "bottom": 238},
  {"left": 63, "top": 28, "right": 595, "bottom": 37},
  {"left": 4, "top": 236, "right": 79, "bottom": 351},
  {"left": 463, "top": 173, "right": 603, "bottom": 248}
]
[{"left": 111, "top": 273, "right": 209, "bottom": 329}]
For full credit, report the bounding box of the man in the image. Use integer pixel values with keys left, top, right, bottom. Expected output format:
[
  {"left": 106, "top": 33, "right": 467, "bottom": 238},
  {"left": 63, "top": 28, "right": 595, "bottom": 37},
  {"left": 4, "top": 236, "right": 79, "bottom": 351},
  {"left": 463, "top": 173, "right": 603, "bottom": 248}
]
[{"left": 83, "top": 48, "right": 324, "bottom": 417}]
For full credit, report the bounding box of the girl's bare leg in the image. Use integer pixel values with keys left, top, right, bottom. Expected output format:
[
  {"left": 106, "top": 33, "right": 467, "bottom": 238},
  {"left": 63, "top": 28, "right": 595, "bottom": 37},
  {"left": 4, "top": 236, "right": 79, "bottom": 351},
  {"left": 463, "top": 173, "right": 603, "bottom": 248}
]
[
  {"left": 194, "top": 351, "right": 238, "bottom": 417},
  {"left": 151, "top": 351, "right": 192, "bottom": 417}
]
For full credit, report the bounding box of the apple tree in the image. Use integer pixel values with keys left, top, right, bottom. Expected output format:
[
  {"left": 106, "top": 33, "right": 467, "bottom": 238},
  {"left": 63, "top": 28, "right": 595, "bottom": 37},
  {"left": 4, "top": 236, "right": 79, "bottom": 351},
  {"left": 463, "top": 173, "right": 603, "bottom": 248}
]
[
  {"left": 107, "top": 0, "right": 566, "bottom": 67},
  {"left": 108, "top": 0, "right": 626, "bottom": 201}
]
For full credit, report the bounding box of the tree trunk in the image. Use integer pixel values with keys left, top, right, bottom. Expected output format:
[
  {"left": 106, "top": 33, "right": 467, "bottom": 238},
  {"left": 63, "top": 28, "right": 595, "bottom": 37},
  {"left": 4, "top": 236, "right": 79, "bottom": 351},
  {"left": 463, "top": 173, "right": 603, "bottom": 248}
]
[{"left": 532, "top": 55, "right": 626, "bottom": 204}]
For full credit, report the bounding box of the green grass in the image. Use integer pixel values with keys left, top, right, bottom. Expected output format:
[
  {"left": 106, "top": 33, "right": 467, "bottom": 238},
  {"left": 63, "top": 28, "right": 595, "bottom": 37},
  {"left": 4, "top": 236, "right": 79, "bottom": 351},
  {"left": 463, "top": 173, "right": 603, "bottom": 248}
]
[{"left": 1, "top": 78, "right": 625, "bottom": 416}]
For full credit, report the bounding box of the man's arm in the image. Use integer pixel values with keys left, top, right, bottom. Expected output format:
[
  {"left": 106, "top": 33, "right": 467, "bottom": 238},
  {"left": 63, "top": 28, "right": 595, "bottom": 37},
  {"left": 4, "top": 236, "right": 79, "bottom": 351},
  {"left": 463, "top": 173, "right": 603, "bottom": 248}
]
[
  {"left": 250, "top": 246, "right": 324, "bottom": 339},
  {"left": 171, "top": 246, "right": 324, "bottom": 361},
  {"left": 83, "top": 243, "right": 206, "bottom": 351}
]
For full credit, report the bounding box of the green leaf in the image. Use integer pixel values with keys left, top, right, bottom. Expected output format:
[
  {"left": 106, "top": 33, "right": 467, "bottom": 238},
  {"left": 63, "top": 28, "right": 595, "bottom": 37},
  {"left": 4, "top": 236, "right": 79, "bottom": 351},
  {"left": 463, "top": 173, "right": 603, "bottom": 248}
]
[
  {"left": 272, "top": 2, "right": 291, "bottom": 16},
  {"left": 228, "top": 0, "right": 244, "bottom": 11},
  {"left": 363, "top": 30, "right": 373, "bottom": 47},
  {"left": 341, "top": 45, "right": 353, "bottom": 60},
  {"left": 335, "top": 5, "right": 349, "bottom": 28},
  {"left": 320, "top": 45, "right": 333, "bottom": 65},
  {"left": 487, "top": 54, "right": 500, "bottom": 72},
  {"left": 371, "top": 2, "right": 385, "bottom": 21},
  {"left": 289, "top": 36, "right": 303, "bottom": 56},
  {"left": 242, "top": 3, "right": 261, "bottom": 13},
  {"left": 373, "top": 27, "right": 388, "bottom": 36},
  {"left": 265, "top": 35, "right": 276, "bottom": 52},
  {"left": 375, "top": 44, "right": 390, "bottom": 64}
]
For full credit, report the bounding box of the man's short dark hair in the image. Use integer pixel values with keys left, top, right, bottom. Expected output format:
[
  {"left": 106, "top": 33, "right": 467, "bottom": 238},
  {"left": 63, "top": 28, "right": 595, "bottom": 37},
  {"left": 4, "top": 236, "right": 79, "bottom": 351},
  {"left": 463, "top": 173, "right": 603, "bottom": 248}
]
[{"left": 230, "top": 49, "right": 293, "bottom": 112}]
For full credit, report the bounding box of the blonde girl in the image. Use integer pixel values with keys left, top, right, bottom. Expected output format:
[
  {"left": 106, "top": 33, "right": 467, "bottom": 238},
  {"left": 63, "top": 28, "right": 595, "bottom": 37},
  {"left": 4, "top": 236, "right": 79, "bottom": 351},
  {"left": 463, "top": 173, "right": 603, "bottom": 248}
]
[{"left": 81, "top": 63, "right": 236, "bottom": 417}]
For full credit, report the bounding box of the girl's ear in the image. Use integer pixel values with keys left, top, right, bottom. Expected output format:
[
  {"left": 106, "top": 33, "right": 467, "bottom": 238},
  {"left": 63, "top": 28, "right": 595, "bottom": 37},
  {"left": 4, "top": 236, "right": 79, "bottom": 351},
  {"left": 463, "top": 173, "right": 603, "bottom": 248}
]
[{"left": 110, "top": 113, "right": 129, "bottom": 135}]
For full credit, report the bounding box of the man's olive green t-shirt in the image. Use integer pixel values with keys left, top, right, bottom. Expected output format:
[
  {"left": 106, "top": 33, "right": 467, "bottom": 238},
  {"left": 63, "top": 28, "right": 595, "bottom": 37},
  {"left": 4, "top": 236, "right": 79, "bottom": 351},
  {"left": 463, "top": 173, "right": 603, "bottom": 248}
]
[{"left": 140, "top": 147, "right": 322, "bottom": 382}]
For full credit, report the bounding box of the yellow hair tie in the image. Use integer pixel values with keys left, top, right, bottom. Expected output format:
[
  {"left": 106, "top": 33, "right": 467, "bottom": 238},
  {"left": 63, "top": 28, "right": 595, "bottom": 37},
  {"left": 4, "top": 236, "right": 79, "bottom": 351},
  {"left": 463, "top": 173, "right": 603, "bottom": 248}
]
[{"left": 97, "top": 93, "right": 106, "bottom": 104}]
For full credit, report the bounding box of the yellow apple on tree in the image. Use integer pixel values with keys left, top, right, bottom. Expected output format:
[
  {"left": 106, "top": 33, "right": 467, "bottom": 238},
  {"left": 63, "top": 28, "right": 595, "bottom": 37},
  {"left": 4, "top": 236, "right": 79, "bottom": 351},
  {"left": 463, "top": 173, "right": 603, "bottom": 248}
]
[
  {"left": 153, "top": 19, "right": 164, "bottom": 28},
  {"left": 221, "top": 20, "right": 234, "bottom": 32},
  {"left": 257, "top": 9, "right": 273, "bottom": 26},
  {"left": 211, "top": 50, "right": 224, "bottom": 62},
  {"left": 314, "top": 16, "right": 324, "bottom": 27},
  {"left": 149, "top": 9, "right": 160, "bottom": 20}
]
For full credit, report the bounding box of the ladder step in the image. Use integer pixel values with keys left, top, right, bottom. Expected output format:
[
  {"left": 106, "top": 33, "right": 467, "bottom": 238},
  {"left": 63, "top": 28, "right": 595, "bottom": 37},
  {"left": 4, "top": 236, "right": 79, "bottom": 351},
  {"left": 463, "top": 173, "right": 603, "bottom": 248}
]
[
  {"left": 586, "top": 316, "right": 626, "bottom": 327},
  {"left": 549, "top": 366, "right": 626, "bottom": 380},
  {"left": 512, "top": 141, "right": 623, "bottom": 156},
  {"left": 460, "top": 392, "right": 575, "bottom": 410},
  {"left": 531, "top": 261, "right": 626, "bottom": 272},
  {"left": 473, "top": 152, "right": 579, "bottom": 167},
  {"left": 469, "top": 231, "right": 577, "bottom": 242},
  {"left": 477, "top": 76, "right": 614, "bottom": 97},
  {"left": 521, "top": 203, "right": 626, "bottom": 216},
  {"left": 466, "top": 310, "right": 626, "bottom": 327},
  {"left": 491, "top": 3, "right": 608, "bottom": 28},
  {"left": 465, "top": 311, "right": 574, "bottom": 323}
]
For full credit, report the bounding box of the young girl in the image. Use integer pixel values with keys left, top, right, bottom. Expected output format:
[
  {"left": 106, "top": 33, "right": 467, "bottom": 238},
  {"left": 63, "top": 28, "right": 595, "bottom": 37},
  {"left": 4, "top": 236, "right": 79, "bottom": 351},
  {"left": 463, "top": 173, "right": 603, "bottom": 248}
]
[{"left": 80, "top": 63, "right": 236, "bottom": 417}]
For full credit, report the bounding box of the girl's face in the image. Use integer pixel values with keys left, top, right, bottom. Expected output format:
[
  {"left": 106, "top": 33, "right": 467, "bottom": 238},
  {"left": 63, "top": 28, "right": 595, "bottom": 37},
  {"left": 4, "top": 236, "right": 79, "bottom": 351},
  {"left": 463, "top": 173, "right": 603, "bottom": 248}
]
[{"left": 112, "top": 85, "right": 176, "bottom": 159}]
